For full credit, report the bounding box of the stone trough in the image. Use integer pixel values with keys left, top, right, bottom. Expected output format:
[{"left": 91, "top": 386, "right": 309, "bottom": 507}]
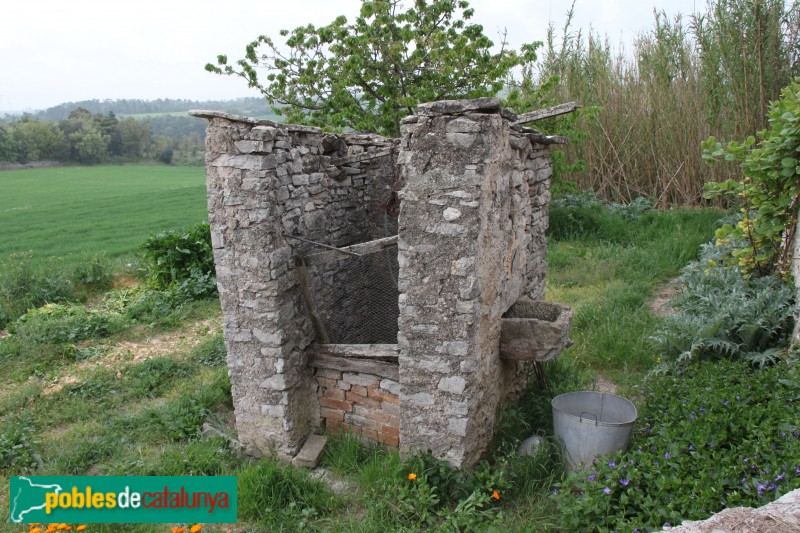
[{"left": 500, "top": 299, "right": 573, "bottom": 361}]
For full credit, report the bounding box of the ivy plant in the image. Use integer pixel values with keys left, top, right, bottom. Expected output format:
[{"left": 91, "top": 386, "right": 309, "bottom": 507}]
[{"left": 702, "top": 78, "right": 800, "bottom": 276}]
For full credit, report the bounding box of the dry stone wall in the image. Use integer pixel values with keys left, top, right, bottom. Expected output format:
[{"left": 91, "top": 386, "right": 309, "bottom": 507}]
[
  {"left": 396, "top": 98, "right": 552, "bottom": 466},
  {"left": 193, "top": 97, "right": 556, "bottom": 467}
]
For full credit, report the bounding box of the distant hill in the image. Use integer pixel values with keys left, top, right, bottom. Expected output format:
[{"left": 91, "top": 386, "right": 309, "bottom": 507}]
[{"left": 25, "top": 97, "right": 280, "bottom": 122}]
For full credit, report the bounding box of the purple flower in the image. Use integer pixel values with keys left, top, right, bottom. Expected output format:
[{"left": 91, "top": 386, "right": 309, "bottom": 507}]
[
  {"left": 552, "top": 488, "right": 559, "bottom": 495},
  {"left": 768, "top": 483, "right": 778, "bottom": 490},
  {"left": 698, "top": 406, "right": 705, "bottom": 413},
  {"left": 603, "top": 487, "right": 612, "bottom": 495},
  {"left": 705, "top": 387, "right": 711, "bottom": 391},
  {"left": 722, "top": 400, "right": 730, "bottom": 406},
  {"left": 588, "top": 473, "right": 596, "bottom": 482},
  {"left": 743, "top": 457, "right": 749, "bottom": 463},
  {"left": 776, "top": 472, "right": 785, "bottom": 482},
  {"left": 757, "top": 482, "right": 767, "bottom": 495},
  {"left": 637, "top": 449, "right": 643, "bottom": 454},
  {"left": 664, "top": 452, "right": 671, "bottom": 459},
  {"left": 741, "top": 477, "right": 747, "bottom": 484},
  {"left": 736, "top": 395, "right": 741, "bottom": 401},
  {"left": 620, "top": 478, "right": 631, "bottom": 487},
  {"left": 608, "top": 461, "right": 617, "bottom": 468},
  {"left": 629, "top": 459, "right": 636, "bottom": 465},
  {"left": 653, "top": 461, "right": 660, "bottom": 466},
  {"left": 795, "top": 465, "right": 800, "bottom": 475},
  {"left": 688, "top": 444, "right": 694, "bottom": 451},
  {"left": 593, "top": 458, "right": 599, "bottom": 464},
  {"left": 690, "top": 412, "right": 696, "bottom": 420}
]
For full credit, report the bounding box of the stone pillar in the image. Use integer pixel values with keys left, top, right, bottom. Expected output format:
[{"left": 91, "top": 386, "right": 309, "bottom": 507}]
[
  {"left": 201, "top": 113, "right": 320, "bottom": 459},
  {"left": 396, "top": 98, "right": 547, "bottom": 467}
]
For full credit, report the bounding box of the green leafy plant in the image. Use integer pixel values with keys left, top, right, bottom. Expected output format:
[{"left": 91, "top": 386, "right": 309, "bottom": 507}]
[
  {"left": 0, "top": 252, "right": 75, "bottom": 328},
  {"left": 14, "top": 303, "right": 119, "bottom": 346},
  {"left": 702, "top": 78, "right": 800, "bottom": 276},
  {"left": 554, "top": 359, "right": 800, "bottom": 532},
  {"left": 650, "top": 241, "right": 794, "bottom": 366},
  {"left": 140, "top": 222, "right": 216, "bottom": 295},
  {"left": 206, "top": 0, "right": 538, "bottom": 137}
]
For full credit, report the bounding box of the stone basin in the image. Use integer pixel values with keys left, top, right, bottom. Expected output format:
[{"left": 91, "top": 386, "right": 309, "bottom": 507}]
[{"left": 500, "top": 299, "right": 573, "bottom": 361}]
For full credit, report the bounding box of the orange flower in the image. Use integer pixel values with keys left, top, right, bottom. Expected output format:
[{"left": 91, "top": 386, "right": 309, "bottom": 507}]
[
  {"left": 190, "top": 525, "right": 202, "bottom": 533},
  {"left": 492, "top": 490, "right": 500, "bottom": 500},
  {"left": 407, "top": 472, "right": 417, "bottom": 480},
  {"left": 171, "top": 528, "right": 185, "bottom": 533}
]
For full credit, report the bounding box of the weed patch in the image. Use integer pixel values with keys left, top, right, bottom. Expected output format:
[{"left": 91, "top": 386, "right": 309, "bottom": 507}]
[{"left": 554, "top": 359, "right": 800, "bottom": 531}]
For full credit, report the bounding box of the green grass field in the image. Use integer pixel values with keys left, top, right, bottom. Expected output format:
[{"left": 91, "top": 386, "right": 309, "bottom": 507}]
[{"left": 0, "top": 165, "right": 209, "bottom": 268}]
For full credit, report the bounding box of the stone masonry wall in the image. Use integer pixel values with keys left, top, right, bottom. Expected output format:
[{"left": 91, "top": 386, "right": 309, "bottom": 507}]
[
  {"left": 396, "top": 98, "right": 552, "bottom": 466},
  {"left": 195, "top": 111, "right": 397, "bottom": 458}
]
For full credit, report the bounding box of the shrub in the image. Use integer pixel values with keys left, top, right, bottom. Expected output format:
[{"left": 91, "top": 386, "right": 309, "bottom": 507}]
[
  {"left": 14, "top": 303, "right": 119, "bottom": 345},
  {"left": 0, "top": 252, "right": 75, "bottom": 328},
  {"left": 651, "top": 243, "right": 794, "bottom": 366},
  {"left": 554, "top": 359, "right": 800, "bottom": 532},
  {"left": 70, "top": 254, "right": 114, "bottom": 294},
  {"left": 140, "top": 222, "right": 216, "bottom": 297}
]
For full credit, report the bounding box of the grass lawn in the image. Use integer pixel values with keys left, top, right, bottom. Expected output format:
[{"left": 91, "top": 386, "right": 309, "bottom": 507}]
[
  {"left": 2, "top": 199, "right": 735, "bottom": 532},
  {"left": 0, "top": 165, "right": 208, "bottom": 270}
]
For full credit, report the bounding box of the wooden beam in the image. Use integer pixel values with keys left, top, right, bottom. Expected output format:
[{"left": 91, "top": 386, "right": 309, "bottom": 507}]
[
  {"left": 513, "top": 102, "right": 581, "bottom": 125},
  {"left": 307, "top": 344, "right": 399, "bottom": 360},
  {"left": 525, "top": 133, "right": 570, "bottom": 145},
  {"left": 294, "top": 256, "right": 331, "bottom": 344},
  {"left": 304, "top": 235, "right": 398, "bottom": 266},
  {"left": 308, "top": 351, "right": 399, "bottom": 380}
]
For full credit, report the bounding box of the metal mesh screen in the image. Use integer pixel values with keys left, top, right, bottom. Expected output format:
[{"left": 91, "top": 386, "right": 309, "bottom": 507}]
[{"left": 302, "top": 243, "right": 399, "bottom": 344}]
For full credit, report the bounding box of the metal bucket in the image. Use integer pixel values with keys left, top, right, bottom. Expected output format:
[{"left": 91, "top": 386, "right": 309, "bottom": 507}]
[{"left": 552, "top": 391, "right": 637, "bottom": 472}]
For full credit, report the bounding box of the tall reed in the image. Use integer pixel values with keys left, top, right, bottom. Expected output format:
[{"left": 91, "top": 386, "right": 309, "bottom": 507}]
[{"left": 523, "top": 0, "right": 799, "bottom": 206}]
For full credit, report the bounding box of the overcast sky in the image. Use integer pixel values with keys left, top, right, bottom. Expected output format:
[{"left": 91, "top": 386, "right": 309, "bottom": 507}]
[{"left": 0, "top": 0, "right": 703, "bottom": 112}]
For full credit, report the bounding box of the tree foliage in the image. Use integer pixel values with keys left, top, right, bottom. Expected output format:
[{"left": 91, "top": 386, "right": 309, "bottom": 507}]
[
  {"left": 206, "top": 0, "right": 538, "bottom": 137},
  {"left": 702, "top": 77, "right": 800, "bottom": 276}
]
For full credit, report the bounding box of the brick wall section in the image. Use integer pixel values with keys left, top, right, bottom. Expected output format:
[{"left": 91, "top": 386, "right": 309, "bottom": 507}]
[{"left": 314, "top": 367, "right": 401, "bottom": 446}]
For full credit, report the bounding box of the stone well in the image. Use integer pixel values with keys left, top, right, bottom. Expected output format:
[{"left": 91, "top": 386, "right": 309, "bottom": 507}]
[{"left": 191, "top": 97, "right": 567, "bottom": 467}]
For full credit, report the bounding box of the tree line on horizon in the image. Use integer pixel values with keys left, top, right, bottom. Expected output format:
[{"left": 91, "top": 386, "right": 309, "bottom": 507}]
[{"left": 0, "top": 97, "right": 281, "bottom": 166}]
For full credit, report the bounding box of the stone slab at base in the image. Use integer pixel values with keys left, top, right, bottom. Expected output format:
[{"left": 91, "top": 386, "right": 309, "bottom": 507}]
[{"left": 292, "top": 434, "right": 328, "bottom": 468}]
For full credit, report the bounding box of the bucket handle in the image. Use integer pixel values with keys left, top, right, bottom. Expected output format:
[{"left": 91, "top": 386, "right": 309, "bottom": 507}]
[{"left": 579, "top": 412, "right": 598, "bottom": 426}]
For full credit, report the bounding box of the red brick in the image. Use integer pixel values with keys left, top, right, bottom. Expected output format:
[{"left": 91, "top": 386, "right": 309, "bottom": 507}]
[
  {"left": 323, "top": 388, "right": 346, "bottom": 401},
  {"left": 346, "top": 391, "right": 381, "bottom": 409},
  {"left": 385, "top": 415, "right": 400, "bottom": 429},
  {"left": 381, "top": 425, "right": 400, "bottom": 439},
  {"left": 319, "top": 407, "right": 344, "bottom": 421},
  {"left": 340, "top": 423, "right": 362, "bottom": 435},
  {"left": 319, "top": 397, "right": 353, "bottom": 412},
  {"left": 367, "top": 411, "right": 391, "bottom": 424},
  {"left": 352, "top": 404, "right": 372, "bottom": 417},
  {"left": 326, "top": 419, "right": 342, "bottom": 432},
  {"left": 368, "top": 388, "right": 400, "bottom": 405},
  {"left": 361, "top": 429, "right": 378, "bottom": 441},
  {"left": 350, "top": 385, "right": 368, "bottom": 397},
  {"left": 378, "top": 433, "right": 399, "bottom": 447}
]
